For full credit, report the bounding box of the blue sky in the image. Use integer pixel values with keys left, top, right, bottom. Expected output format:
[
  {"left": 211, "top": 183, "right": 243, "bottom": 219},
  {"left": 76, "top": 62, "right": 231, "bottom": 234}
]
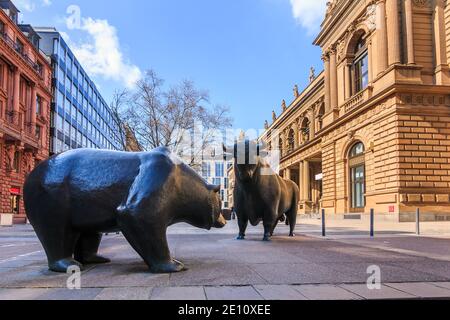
[{"left": 15, "top": 0, "right": 327, "bottom": 130}]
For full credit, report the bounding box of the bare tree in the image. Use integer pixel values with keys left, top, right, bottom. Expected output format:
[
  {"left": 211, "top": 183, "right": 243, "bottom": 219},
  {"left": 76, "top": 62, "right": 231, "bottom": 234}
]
[
  {"left": 117, "top": 70, "right": 232, "bottom": 167},
  {"left": 110, "top": 89, "right": 143, "bottom": 152}
]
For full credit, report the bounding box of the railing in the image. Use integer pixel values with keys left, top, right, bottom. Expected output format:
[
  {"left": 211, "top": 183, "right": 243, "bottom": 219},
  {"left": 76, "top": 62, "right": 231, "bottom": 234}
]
[
  {"left": 1, "top": 32, "right": 43, "bottom": 78},
  {"left": 343, "top": 90, "right": 365, "bottom": 113}
]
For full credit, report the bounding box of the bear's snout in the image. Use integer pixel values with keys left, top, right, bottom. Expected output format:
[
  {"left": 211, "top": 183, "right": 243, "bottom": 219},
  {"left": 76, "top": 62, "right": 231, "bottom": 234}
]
[{"left": 213, "top": 214, "right": 227, "bottom": 228}]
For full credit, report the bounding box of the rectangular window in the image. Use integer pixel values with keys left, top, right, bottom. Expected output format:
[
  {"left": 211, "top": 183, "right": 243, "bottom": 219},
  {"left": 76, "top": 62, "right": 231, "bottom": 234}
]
[
  {"left": 60, "top": 46, "right": 66, "bottom": 62},
  {"left": 65, "top": 97, "right": 71, "bottom": 114},
  {"left": 351, "top": 165, "right": 365, "bottom": 209},
  {"left": 78, "top": 111, "right": 83, "bottom": 126},
  {"left": 36, "top": 96, "right": 42, "bottom": 115},
  {"left": 66, "top": 76, "right": 71, "bottom": 92},
  {"left": 15, "top": 39, "right": 24, "bottom": 55},
  {"left": 35, "top": 125, "right": 41, "bottom": 140},
  {"left": 71, "top": 125, "right": 76, "bottom": 141},
  {"left": 67, "top": 56, "right": 73, "bottom": 73},
  {"left": 354, "top": 53, "right": 369, "bottom": 94},
  {"left": 202, "top": 163, "right": 211, "bottom": 178},
  {"left": 71, "top": 104, "right": 77, "bottom": 120},
  {"left": 58, "top": 66, "right": 65, "bottom": 85},
  {"left": 64, "top": 120, "right": 70, "bottom": 136},
  {"left": 57, "top": 114, "right": 63, "bottom": 130},
  {"left": 215, "top": 162, "right": 224, "bottom": 177}
]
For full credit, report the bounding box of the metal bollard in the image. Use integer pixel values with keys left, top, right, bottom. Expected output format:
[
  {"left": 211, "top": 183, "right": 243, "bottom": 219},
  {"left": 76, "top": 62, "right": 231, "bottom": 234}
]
[
  {"left": 370, "top": 209, "right": 375, "bottom": 238},
  {"left": 322, "top": 209, "right": 326, "bottom": 237},
  {"left": 416, "top": 208, "right": 420, "bottom": 235}
]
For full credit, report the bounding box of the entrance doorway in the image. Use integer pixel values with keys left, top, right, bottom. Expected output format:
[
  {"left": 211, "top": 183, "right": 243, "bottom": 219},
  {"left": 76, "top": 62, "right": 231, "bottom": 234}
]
[
  {"left": 309, "top": 161, "right": 323, "bottom": 214},
  {"left": 10, "top": 187, "right": 26, "bottom": 224},
  {"left": 348, "top": 142, "right": 366, "bottom": 213}
]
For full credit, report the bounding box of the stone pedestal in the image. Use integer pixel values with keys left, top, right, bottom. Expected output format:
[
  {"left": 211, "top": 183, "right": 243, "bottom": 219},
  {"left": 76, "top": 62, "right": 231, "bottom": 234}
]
[{"left": 0, "top": 214, "right": 13, "bottom": 227}]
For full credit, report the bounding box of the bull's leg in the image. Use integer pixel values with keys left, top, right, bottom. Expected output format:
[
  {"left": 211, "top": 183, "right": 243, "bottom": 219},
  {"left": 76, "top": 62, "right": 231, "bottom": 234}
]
[
  {"left": 237, "top": 217, "right": 248, "bottom": 240},
  {"left": 74, "top": 232, "right": 111, "bottom": 265},
  {"left": 287, "top": 206, "right": 298, "bottom": 237},
  {"left": 263, "top": 223, "right": 272, "bottom": 242},
  {"left": 270, "top": 219, "right": 279, "bottom": 237},
  {"left": 117, "top": 210, "right": 184, "bottom": 274}
]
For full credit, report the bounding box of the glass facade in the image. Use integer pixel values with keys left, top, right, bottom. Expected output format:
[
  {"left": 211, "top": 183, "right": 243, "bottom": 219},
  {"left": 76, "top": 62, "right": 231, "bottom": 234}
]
[
  {"left": 201, "top": 160, "right": 233, "bottom": 209},
  {"left": 36, "top": 29, "right": 122, "bottom": 154}
]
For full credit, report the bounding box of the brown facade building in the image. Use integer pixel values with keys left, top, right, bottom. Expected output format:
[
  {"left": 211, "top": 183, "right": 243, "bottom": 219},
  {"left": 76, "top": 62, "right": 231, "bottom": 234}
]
[
  {"left": 261, "top": 0, "right": 450, "bottom": 221},
  {"left": 0, "top": 1, "right": 52, "bottom": 225}
]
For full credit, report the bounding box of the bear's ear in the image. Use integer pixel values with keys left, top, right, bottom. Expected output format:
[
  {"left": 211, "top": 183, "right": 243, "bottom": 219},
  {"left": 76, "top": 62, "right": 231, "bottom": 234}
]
[{"left": 209, "top": 184, "right": 221, "bottom": 193}]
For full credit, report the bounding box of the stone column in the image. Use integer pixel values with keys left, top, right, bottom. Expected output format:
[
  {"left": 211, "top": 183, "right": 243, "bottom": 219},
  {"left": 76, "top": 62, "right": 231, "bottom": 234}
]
[
  {"left": 329, "top": 49, "right": 338, "bottom": 110},
  {"left": 386, "top": 0, "right": 401, "bottom": 65},
  {"left": 405, "top": 0, "right": 415, "bottom": 64},
  {"left": 433, "top": 0, "right": 449, "bottom": 84},
  {"left": 31, "top": 84, "right": 37, "bottom": 132},
  {"left": 298, "top": 161, "right": 304, "bottom": 202},
  {"left": 322, "top": 53, "right": 331, "bottom": 112},
  {"left": 293, "top": 120, "right": 299, "bottom": 149},
  {"left": 13, "top": 69, "right": 20, "bottom": 125},
  {"left": 377, "top": 0, "right": 388, "bottom": 74},
  {"left": 303, "top": 160, "right": 310, "bottom": 201},
  {"left": 13, "top": 69, "right": 20, "bottom": 113},
  {"left": 344, "top": 63, "right": 352, "bottom": 99},
  {"left": 2, "top": 65, "right": 8, "bottom": 91},
  {"left": 368, "top": 40, "right": 374, "bottom": 82},
  {"left": 285, "top": 168, "right": 291, "bottom": 181},
  {"left": 309, "top": 110, "right": 316, "bottom": 140}
]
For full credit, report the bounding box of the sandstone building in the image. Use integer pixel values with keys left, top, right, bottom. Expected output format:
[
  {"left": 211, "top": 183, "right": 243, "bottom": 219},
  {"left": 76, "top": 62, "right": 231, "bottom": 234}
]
[
  {"left": 0, "top": 1, "right": 52, "bottom": 225},
  {"left": 261, "top": 0, "right": 450, "bottom": 221}
]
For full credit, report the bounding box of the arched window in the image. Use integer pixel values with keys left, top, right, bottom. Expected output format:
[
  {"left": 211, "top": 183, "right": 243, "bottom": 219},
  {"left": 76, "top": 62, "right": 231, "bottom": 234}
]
[
  {"left": 279, "top": 136, "right": 283, "bottom": 157},
  {"left": 288, "top": 129, "right": 295, "bottom": 152},
  {"left": 352, "top": 35, "right": 369, "bottom": 94},
  {"left": 349, "top": 142, "right": 365, "bottom": 210},
  {"left": 300, "top": 118, "right": 310, "bottom": 144}
]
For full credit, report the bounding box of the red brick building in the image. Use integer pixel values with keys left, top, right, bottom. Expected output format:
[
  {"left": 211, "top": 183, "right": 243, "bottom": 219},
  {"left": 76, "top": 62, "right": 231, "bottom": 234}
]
[{"left": 0, "top": 1, "right": 52, "bottom": 225}]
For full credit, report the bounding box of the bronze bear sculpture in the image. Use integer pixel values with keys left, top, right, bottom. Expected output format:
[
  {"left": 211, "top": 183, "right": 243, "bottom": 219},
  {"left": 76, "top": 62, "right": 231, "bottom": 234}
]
[
  {"left": 24, "top": 147, "right": 226, "bottom": 274},
  {"left": 224, "top": 140, "right": 299, "bottom": 241}
]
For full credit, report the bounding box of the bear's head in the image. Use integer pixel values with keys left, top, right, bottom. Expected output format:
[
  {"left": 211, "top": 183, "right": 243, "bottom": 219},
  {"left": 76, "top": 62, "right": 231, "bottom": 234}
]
[
  {"left": 209, "top": 184, "right": 227, "bottom": 229},
  {"left": 184, "top": 183, "right": 226, "bottom": 230},
  {"left": 175, "top": 162, "right": 227, "bottom": 230}
]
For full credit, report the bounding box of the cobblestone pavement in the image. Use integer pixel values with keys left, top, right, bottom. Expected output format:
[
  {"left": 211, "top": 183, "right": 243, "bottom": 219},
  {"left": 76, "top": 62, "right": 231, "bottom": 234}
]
[{"left": 0, "top": 220, "right": 450, "bottom": 300}]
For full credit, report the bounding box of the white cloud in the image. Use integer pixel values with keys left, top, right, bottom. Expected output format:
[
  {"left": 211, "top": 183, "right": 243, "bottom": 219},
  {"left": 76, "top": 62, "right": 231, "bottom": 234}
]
[
  {"left": 67, "top": 17, "right": 142, "bottom": 89},
  {"left": 14, "top": 0, "right": 51, "bottom": 12},
  {"left": 290, "top": 0, "right": 327, "bottom": 34}
]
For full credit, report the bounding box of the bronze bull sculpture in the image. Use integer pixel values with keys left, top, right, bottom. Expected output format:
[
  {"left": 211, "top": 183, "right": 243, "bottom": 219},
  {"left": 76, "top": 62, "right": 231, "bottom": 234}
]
[{"left": 224, "top": 140, "right": 299, "bottom": 241}]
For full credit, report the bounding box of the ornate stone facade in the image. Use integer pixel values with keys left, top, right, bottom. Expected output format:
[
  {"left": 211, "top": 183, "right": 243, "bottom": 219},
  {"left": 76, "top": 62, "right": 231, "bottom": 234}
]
[
  {"left": 0, "top": 3, "right": 52, "bottom": 224},
  {"left": 261, "top": 0, "right": 450, "bottom": 221}
]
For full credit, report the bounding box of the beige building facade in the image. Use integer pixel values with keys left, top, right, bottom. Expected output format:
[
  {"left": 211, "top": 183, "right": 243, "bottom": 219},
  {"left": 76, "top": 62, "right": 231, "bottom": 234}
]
[{"left": 261, "top": 0, "right": 450, "bottom": 221}]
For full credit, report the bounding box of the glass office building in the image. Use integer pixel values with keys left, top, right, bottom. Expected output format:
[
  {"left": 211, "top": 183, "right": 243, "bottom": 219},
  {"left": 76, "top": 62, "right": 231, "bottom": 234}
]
[{"left": 34, "top": 27, "right": 122, "bottom": 154}]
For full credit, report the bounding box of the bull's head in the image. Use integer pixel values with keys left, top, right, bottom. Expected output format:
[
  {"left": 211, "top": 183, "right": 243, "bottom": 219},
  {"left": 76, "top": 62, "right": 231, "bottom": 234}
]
[{"left": 223, "top": 140, "right": 268, "bottom": 182}]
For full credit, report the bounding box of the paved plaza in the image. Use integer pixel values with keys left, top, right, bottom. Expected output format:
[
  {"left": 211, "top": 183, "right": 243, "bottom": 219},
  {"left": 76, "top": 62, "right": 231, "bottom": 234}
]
[{"left": 0, "top": 219, "right": 450, "bottom": 300}]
